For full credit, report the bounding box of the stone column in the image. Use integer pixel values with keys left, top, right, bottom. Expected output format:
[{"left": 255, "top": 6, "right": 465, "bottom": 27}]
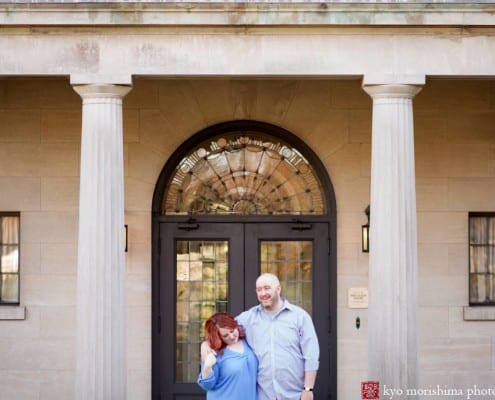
[
  {"left": 72, "top": 84, "right": 131, "bottom": 400},
  {"left": 362, "top": 82, "right": 423, "bottom": 398}
]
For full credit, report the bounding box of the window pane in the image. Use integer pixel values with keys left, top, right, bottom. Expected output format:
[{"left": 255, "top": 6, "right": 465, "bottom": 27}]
[
  {"left": 188, "top": 321, "right": 202, "bottom": 339},
  {"left": 470, "top": 246, "right": 488, "bottom": 273},
  {"left": 175, "top": 362, "right": 185, "bottom": 382},
  {"left": 471, "top": 273, "right": 491, "bottom": 304},
  {"left": 177, "top": 282, "right": 189, "bottom": 301},
  {"left": 175, "top": 240, "right": 229, "bottom": 383},
  {"left": 1, "top": 245, "right": 19, "bottom": 273},
  {"left": 489, "top": 246, "right": 495, "bottom": 274},
  {"left": 489, "top": 275, "right": 495, "bottom": 302},
  {"left": 1, "top": 217, "right": 19, "bottom": 245},
  {"left": 0, "top": 274, "right": 19, "bottom": 303},
  {"left": 176, "top": 323, "right": 188, "bottom": 341},
  {"left": 470, "top": 217, "right": 486, "bottom": 244},
  {"left": 489, "top": 218, "right": 495, "bottom": 245},
  {"left": 202, "top": 281, "right": 215, "bottom": 301},
  {"left": 176, "top": 302, "right": 188, "bottom": 323}
]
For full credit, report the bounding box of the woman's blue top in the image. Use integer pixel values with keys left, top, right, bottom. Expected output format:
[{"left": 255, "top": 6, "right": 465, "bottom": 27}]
[{"left": 197, "top": 338, "right": 258, "bottom": 400}]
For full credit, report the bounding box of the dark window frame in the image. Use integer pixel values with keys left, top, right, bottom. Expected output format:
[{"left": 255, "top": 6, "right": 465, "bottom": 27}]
[
  {"left": 469, "top": 212, "right": 495, "bottom": 306},
  {"left": 0, "top": 211, "right": 20, "bottom": 305}
]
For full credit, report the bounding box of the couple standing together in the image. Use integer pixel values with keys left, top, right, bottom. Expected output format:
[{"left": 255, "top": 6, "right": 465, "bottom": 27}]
[{"left": 197, "top": 273, "right": 320, "bottom": 400}]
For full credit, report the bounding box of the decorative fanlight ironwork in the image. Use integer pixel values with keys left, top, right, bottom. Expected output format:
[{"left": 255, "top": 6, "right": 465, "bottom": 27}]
[{"left": 163, "top": 132, "right": 326, "bottom": 216}]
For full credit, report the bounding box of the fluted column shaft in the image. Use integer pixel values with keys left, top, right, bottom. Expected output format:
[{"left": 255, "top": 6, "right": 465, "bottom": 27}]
[
  {"left": 363, "top": 84, "right": 422, "bottom": 398},
  {"left": 73, "top": 84, "right": 131, "bottom": 400}
]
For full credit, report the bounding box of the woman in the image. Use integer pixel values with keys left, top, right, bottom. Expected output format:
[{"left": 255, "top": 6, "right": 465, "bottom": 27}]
[{"left": 197, "top": 312, "right": 258, "bottom": 399}]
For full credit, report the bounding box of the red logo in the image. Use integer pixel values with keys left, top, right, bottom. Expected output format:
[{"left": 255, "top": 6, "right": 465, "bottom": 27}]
[{"left": 361, "top": 381, "right": 380, "bottom": 400}]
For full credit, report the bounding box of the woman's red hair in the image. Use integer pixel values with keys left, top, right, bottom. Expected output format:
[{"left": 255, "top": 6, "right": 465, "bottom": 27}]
[{"left": 204, "top": 312, "right": 245, "bottom": 355}]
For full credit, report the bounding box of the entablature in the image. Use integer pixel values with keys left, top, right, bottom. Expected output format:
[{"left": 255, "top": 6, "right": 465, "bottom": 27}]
[{"left": 1, "top": 1, "right": 495, "bottom": 27}]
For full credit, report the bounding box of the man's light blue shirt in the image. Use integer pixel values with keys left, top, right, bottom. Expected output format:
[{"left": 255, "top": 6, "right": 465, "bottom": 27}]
[{"left": 237, "top": 299, "right": 320, "bottom": 400}]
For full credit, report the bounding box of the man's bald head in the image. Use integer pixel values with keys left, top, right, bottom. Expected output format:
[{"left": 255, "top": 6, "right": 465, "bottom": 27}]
[{"left": 255, "top": 273, "right": 282, "bottom": 312}]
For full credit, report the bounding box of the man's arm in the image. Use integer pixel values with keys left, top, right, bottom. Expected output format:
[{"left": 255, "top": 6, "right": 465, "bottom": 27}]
[
  {"left": 304, "top": 370, "right": 317, "bottom": 389},
  {"left": 301, "top": 370, "right": 317, "bottom": 400},
  {"left": 299, "top": 312, "right": 320, "bottom": 371},
  {"left": 299, "top": 311, "right": 319, "bottom": 399}
]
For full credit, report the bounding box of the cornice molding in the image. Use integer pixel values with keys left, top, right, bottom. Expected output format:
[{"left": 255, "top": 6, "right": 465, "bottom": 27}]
[{"left": 1, "top": 2, "right": 495, "bottom": 26}]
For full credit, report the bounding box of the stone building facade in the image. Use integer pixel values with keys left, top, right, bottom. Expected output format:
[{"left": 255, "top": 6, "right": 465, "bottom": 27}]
[{"left": 0, "top": 2, "right": 494, "bottom": 399}]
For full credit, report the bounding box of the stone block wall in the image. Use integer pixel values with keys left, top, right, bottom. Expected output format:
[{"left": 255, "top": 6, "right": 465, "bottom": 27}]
[{"left": 0, "top": 77, "right": 494, "bottom": 399}]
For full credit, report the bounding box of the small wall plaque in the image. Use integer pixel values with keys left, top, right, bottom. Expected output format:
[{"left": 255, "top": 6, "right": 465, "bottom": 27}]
[{"left": 348, "top": 287, "right": 368, "bottom": 309}]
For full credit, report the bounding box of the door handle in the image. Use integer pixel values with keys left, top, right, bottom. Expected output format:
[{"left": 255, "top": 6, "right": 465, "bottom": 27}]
[
  {"left": 178, "top": 223, "right": 199, "bottom": 231},
  {"left": 178, "top": 219, "right": 199, "bottom": 231},
  {"left": 291, "top": 223, "right": 312, "bottom": 231}
]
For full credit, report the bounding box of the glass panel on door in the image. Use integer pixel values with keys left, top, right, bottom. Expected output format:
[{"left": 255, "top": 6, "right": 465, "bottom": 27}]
[
  {"left": 260, "top": 240, "right": 313, "bottom": 315},
  {"left": 175, "top": 240, "right": 229, "bottom": 383}
]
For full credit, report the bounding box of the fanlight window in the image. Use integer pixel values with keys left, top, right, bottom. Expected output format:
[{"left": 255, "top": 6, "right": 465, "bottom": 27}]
[{"left": 163, "top": 132, "right": 326, "bottom": 215}]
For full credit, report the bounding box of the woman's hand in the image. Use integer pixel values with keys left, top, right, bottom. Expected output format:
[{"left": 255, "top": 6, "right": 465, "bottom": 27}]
[
  {"left": 203, "top": 348, "right": 217, "bottom": 368},
  {"left": 200, "top": 341, "right": 217, "bottom": 379}
]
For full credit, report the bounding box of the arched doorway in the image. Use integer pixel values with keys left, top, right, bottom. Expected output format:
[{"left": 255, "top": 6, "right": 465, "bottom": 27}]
[{"left": 151, "top": 120, "right": 337, "bottom": 400}]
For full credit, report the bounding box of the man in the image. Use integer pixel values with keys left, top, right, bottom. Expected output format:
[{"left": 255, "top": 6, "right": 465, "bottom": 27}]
[{"left": 237, "top": 273, "right": 319, "bottom": 400}]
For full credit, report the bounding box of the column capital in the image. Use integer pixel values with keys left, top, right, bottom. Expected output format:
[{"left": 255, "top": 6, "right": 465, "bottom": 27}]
[
  {"left": 72, "top": 83, "right": 132, "bottom": 100},
  {"left": 362, "top": 83, "right": 423, "bottom": 99},
  {"left": 362, "top": 73, "right": 425, "bottom": 86},
  {"left": 362, "top": 73, "right": 424, "bottom": 99},
  {"left": 70, "top": 73, "right": 133, "bottom": 86}
]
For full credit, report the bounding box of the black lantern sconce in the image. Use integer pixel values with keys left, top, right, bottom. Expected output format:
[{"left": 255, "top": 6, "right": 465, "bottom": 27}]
[{"left": 362, "top": 205, "right": 370, "bottom": 253}]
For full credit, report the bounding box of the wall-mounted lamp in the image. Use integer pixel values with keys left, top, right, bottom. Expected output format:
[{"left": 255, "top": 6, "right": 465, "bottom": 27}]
[
  {"left": 362, "top": 205, "right": 370, "bottom": 253},
  {"left": 124, "top": 224, "right": 128, "bottom": 253}
]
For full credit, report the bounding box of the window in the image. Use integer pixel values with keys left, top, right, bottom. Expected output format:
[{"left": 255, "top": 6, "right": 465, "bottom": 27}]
[
  {"left": 469, "top": 212, "right": 495, "bottom": 305},
  {"left": 163, "top": 132, "right": 326, "bottom": 216},
  {"left": 0, "top": 212, "right": 20, "bottom": 305}
]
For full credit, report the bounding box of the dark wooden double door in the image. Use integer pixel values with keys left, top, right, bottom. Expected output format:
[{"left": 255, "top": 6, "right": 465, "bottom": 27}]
[{"left": 153, "top": 221, "right": 336, "bottom": 400}]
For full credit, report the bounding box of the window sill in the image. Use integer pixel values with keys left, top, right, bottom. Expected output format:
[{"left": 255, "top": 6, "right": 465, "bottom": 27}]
[
  {"left": 463, "top": 306, "right": 495, "bottom": 321},
  {"left": 0, "top": 305, "right": 25, "bottom": 320}
]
